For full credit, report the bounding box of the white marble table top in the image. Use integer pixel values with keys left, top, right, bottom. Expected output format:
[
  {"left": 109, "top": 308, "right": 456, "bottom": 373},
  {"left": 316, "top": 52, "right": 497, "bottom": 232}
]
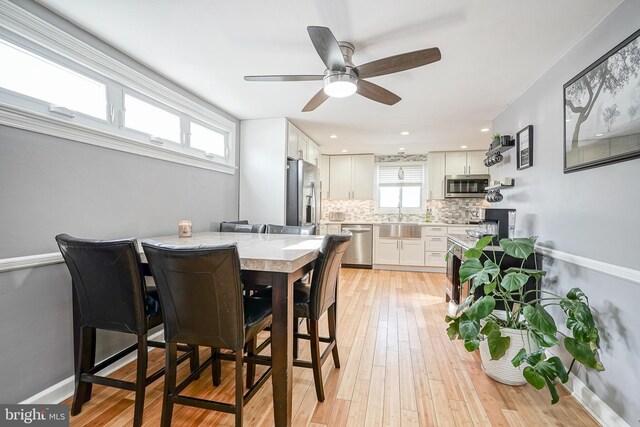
[{"left": 139, "top": 232, "right": 324, "bottom": 273}]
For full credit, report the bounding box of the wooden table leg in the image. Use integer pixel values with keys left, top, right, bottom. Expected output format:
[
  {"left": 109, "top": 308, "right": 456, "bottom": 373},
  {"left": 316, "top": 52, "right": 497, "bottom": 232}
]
[{"left": 270, "top": 272, "right": 294, "bottom": 427}]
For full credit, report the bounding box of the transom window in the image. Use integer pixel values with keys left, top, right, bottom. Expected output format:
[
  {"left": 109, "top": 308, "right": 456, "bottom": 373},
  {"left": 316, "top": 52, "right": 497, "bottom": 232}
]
[
  {"left": 0, "top": 26, "right": 235, "bottom": 173},
  {"left": 375, "top": 163, "right": 425, "bottom": 212}
]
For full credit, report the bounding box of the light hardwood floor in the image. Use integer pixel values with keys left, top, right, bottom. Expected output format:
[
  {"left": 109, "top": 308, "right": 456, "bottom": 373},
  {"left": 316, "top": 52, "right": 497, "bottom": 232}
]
[{"left": 64, "top": 269, "right": 599, "bottom": 426}]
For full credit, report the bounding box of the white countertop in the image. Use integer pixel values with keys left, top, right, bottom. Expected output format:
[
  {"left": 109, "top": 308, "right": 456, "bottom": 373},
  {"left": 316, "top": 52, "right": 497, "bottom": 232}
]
[
  {"left": 140, "top": 231, "right": 323, "bottom": 273},
  {"left": 320, "top": 220, "right": 479, "bottom": 227}
]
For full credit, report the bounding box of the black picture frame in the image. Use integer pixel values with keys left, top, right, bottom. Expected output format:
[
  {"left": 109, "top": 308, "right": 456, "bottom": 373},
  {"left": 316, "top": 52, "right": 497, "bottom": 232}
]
[
  {"left": 516, "top": 125, "right": 533, "bottom": 170},
  {"left": 563, "top": 28, "right": 640, "bottom": 173}
]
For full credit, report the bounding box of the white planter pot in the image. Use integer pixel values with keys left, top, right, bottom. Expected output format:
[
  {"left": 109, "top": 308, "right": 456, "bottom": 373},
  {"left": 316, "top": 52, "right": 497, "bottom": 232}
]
[{"left": 479, "top": 327, "right": 538, "bottom": 386}]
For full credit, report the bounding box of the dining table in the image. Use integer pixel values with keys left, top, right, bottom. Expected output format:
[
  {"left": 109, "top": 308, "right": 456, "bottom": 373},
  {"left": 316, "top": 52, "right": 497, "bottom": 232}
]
[{"left": 140, "top": 231, "right": 324, "bottom": 427}]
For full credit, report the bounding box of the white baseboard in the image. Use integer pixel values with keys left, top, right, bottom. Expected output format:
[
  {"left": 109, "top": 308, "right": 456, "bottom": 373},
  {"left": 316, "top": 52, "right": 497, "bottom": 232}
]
[
  {"left": 19, "top": 330, "right": 165, "bottom": 405},
  {"left": 373, "top": 264, "right": 446, "bottom": 273},
  {"left": 562, "top": 373, "right": 629, "bottom": 427}
]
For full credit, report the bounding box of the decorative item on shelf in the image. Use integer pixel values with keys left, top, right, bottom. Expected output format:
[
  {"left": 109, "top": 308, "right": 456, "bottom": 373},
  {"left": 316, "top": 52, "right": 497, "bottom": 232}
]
[
  {"left": 484, "top": 152, "right": 504, "bottom": 167},
  {"left": 486, "top": 177, "right": 515, "bottom": 190},
  {"left": 445, "top": 236, "right": 604, "bottom": 403},
  {"left": 485, "top": 134, "right": 514, "bottom": 166},
  {"left": 178, "top": 220, "right": 192, "bottom": 237},
  {"left": 516, "top": 125, "right": 534, "bottom": 170},
  {"left": 485, "top": 188, "right": 503, "bottom": 203}
]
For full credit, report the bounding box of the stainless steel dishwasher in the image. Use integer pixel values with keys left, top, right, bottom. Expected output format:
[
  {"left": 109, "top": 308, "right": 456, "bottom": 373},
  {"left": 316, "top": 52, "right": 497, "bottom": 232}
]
[{"left": 340, "top": 224, "right": 373, "bottom": 267}]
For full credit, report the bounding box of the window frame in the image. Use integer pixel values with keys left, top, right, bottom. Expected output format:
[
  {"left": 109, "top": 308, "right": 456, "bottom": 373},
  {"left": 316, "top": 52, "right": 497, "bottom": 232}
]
[
  {"left": 374, "top": 161, "right": 427, "bottom": 214},
  {"left": 0, "top": 3, "right": 237, "bottom": 174}
]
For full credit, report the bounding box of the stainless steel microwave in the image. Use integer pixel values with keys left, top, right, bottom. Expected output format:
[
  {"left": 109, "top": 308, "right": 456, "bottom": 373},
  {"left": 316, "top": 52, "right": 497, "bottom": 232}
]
[{"left": 444, "top": 175, "right": 490, "bottom": 198}]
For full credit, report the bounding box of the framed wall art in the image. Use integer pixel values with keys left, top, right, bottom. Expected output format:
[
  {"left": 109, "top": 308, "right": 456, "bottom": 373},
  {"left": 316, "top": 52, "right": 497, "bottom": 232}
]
[
  {"left": 564, "top": 29, "right": 640, "bottom": 173},
  {"left": 517, "top": 125, "right": 533, "bottom": 170}
]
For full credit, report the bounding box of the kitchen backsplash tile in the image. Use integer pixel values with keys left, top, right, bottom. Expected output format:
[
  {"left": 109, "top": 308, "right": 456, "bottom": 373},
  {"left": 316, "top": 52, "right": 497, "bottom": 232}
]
[{"left": 321, "top": 198, "right": 489, "bottom": 223}]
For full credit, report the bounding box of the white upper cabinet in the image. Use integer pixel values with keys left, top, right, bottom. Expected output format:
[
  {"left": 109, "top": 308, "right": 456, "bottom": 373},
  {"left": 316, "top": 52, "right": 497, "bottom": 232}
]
[
  {"left": 287, "top": 123, "right": 299, "bottom": 159},
  {"left": 445, "top": 150, "right": 488, "bottom": 176},
  {"left": 352, "top": 155, "right": 374, "bottom": 199},
  {"left": 287, "top": 122, "right": 320, "bottom": 165},
  {"left": 328, "top": 154, "right": 374, "bottom": 200},
  {"left": 445, "top": 152, "right": 468, "bottom": 175},
  {"left": 427, "top": 152, "right": 446, "bottom": 200},
  {"left": 467, "top": 151, "right": 487, "bottom": 175},
  {"left": 319, "top": 155, "right": 330, "bottom": 199},
  {"left": 307, "top": 140, "right": 319, "bottom": 166}
]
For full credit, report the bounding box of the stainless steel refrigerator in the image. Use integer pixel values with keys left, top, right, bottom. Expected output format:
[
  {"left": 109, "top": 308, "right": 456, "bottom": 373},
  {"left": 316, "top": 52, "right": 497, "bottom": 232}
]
[{"left": 286, "top": 159, "right": 318, "bottom": 228}]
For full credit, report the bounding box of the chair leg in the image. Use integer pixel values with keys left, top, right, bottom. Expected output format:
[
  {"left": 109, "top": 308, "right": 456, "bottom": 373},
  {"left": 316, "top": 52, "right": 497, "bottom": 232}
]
[
  {"left": 293, "top": 316, "right": 299, "bottom": 359},
  {"left": 83, "top": 327, "right": 96, "bottom": 404},
  {"left": 160, "top": 342, "right": 177, "bottom": 427},
  {"left": 189, "top": 345, "right": 200, "bottom": 379},
  {"left": 71, "top": 326, "right": 94, "bottom": 415},
  {"left": 328, "top": 304, "right": 340, "bottom": 368},
  {"left": 309, "top": 319, "right": 325, "bottom": 402},
  {"left": 211, "top": 348, "right": 221, "bottom": 386},
  {"left": 246, "top": 337, "right": 257, "bottom": 389},
  {"left": 235, "top": 351, "right": 244, "bottom": 427},
  {"left": 133, "top": 335, "right": 148, "bottom": 427}
]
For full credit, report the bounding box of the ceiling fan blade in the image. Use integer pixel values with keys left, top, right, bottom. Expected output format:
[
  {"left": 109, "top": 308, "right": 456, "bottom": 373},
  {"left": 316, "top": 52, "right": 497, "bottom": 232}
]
[
  {"left": 307, "top": 26, "right": 346, "bottom": 72},
  {"left": 357, "top": 80, "right": 401, "bottom": 105},
  {"left": 244, "top": 75, "right": 324, "bottom": 82},
  {"left": 302, "top": 88, "right": 329, "bottom": 112},
  {"left": 356, "top": 47, "right": 441, "bottom": 78}
]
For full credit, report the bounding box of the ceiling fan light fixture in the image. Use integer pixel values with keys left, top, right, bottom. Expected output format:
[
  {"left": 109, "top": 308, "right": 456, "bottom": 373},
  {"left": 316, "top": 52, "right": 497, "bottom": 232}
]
[{"left": 323, "top": 72, "right": 358, "bottom": 98}]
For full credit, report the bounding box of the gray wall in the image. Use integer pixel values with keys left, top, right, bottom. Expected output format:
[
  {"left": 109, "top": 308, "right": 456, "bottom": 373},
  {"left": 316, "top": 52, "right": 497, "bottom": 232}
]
[
  {"left": 491, "top": 1, "right": 640, "bottom": 424},
  {"left": 0, "top": 1, "right": 240, "bottom": 403}
]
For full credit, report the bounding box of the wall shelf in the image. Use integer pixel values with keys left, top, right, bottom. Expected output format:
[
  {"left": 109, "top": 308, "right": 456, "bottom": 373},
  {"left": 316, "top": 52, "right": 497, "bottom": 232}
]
[{"left": 485, "top": 183, "right": 515, "bottom": 191}]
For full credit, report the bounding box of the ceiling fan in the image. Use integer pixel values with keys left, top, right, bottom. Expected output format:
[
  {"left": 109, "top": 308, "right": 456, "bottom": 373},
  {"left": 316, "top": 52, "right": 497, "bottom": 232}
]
[{"left": 244, "top": 26, "right": 441, "bottom": 112}]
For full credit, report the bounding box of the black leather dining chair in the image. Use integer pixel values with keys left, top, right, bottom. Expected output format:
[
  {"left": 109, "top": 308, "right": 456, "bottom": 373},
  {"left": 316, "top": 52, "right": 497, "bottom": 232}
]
[
  {"left": 141, "top": 241, "right": 273, "bottom": 427},
  {"left": 55, "top": 234, "right": 196, "bottom": 427},
  {"left": 220, "top": 222, "right": 266, "bottom": 233},
  {"left": 218, "top": 220, "right": 248, "bottom": 231},
  {"left": 266, "top": 224, "right": 316, "bottom": 235},
  {"left": 250, "top": 233, "right": 351, "bottom": 401}
]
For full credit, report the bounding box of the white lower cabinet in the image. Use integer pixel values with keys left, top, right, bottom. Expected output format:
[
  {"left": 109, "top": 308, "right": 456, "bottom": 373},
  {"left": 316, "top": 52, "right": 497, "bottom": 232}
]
[
  {"left": 400, "top": 240, "right": 424, "bottom": 266},
  {"left": 327, "top": 224, "right": 341, "bottom": 234},
  {"left": 426, "top": 251, "right": 447, "bottom": 267},
  {"left": 377, "top": 239, "right": 401, "bottom": 265}
]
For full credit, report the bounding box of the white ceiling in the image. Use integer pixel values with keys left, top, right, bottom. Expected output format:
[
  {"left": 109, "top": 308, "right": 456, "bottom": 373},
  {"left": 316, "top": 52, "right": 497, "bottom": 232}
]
[{"left": 37, "top": 0, "right": 621, "bottom": 155}]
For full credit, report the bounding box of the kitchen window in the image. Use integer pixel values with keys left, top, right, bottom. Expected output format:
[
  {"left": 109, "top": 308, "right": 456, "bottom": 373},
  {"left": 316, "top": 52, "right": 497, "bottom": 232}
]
[
  {"left": 0, "top": 7, "right": 237, "bottom": 174},
  {"left": 375, "top": 163, "right": 425, "bottom": 213}
]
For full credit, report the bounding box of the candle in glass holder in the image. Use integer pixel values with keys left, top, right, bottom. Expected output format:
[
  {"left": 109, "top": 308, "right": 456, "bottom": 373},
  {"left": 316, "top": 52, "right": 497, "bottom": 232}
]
[{"left": 178, "top": 220, "right": 192, "bottom": 237}]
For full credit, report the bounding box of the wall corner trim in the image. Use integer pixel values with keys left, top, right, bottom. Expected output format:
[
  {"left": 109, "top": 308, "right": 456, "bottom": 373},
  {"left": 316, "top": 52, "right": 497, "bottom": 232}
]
[{"left": 0, "top": 252, "right": 63, "bottom": 273}]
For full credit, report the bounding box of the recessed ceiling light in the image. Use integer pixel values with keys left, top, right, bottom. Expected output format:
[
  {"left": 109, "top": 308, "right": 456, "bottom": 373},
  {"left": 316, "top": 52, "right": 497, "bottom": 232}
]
[
  {"left": 461, "top": 145, "right": 468, "bottom": 149},
  {"left": 341, "top": 149, "right": 348, "bottom": 153},
  {"left": 480, "top": 128, "right": 490, "bottom": 132},
  {"left": 400, "top": 131, "right": 410, "bottom": 136},
  {"left": 398, "top": 147, "right": 405, "bottom": 151},
  {"left": 595, "top": 133, "right": 603, "bottom": 137},
  {"left": 566, "top": 118, "right": 571, "bottom": 122},
  {"left": 329, "top": 134, "right": 338, "bottom": 139}
]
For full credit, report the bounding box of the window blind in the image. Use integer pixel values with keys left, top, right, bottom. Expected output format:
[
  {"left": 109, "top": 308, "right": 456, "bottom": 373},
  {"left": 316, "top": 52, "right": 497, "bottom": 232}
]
[{"left": 377, "top": 164, "right": 423, "bottom": 186}]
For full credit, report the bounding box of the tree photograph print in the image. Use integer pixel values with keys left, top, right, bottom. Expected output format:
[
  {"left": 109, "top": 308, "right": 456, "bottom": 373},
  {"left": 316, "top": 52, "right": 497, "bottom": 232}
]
[{"left": 564, "top": 29, "right": 640, "bottom": 172}]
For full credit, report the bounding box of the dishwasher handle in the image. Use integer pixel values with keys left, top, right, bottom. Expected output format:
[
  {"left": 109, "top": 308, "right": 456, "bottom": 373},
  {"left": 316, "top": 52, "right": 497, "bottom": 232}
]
[{"left": 341, "top": 228, "right": 372, "bottom": 233}]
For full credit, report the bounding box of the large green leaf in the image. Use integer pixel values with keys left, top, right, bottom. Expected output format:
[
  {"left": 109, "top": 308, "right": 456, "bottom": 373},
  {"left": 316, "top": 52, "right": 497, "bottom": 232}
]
[
  {"left": 459, "top": 319, "right": 480, "bottom": 340},
  {"left": 475, "top": 235, "right": 494, "bottom": 250},
  {"left": 523, "top": 366, "right": 545, "bottom": 390},
  {"left": 465, "top": 296, "right": 496, "bottom": 321},
  {"left": 455, "top": 295, "right": 474, "bottom": 315},
  {"left": 460, "top": 259, "right": 500, "bottom": 287},
  {"left": 464, "top": 339, "right": 480, "bottom": 352},
  {"left": 566, "top": 287, "right": 587, "bottom": 301},
  {"left": 484, "top": 281, "right": 497, "bottom": 294},
  {"left": 446, "top": 318, "right": 460, "bottom": 340},
  {"left": 487, "top": 329, "right": 510, "bottom": 360},
  {"left": 529, "top": 329, "right": 559, "bottom": 348},
  {"left": 511, "top": 348, "right": 527, "bottom": 367},
  {"left": 545, "top": 377, "right": 560, "bottom": 404},
  {"left": 480, "top": 319, "right": 500, "bottom": 336},
  {"left": 504, "top": 267, "right": 547, "bottom": 283},
  {"left": 500, "top": 272, "right": 529, "bottom": 292},
  {"left": 464, "top": 247, "right": 483, "bottom": 259},
  {"left": 548, "top": 356, "right": 569, "bottom": 383},
  {"left": 499, "top": 238, "right": 535, "bottom": 259},
  {"left": 459, "top": 259, "right": 483, "bottom": 283},
  {"left": 564, "top": 337, "right": 605, "bottom": 371},
  {"left": 523, "top": 305, "right": 557, "bottom": 336}
]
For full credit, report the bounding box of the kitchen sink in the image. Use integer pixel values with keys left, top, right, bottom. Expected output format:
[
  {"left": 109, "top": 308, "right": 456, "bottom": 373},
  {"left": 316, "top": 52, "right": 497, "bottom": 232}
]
[{"left": 378, "top": 223, "right": 422, "bottom": 239}]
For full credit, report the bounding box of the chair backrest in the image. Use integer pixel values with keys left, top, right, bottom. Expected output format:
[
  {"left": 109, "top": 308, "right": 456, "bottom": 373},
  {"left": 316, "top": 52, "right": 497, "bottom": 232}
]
[
  {"left": 55, "top": 234, "right": 148, "bottom": 335},
  {"left": 219, "top": 222, "right": 266, "bottom": 233},
  {"left": 308, "top": 233, "right": 352, "bottom": 320},
  {"left": 141, "top": 241, "right": 246, "bottom": 350},
  {"left": 218, "top": 220, "right": 248, "bottom": 231},
  {"left": 266, "top": 224, "right": 316, "bottom": 235}
]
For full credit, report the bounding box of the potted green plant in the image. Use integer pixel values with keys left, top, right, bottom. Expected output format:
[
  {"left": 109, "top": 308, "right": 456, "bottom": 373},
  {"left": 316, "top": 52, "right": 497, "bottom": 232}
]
[{"left": 445, "top": 235, "right": 604, "bottom": 403}]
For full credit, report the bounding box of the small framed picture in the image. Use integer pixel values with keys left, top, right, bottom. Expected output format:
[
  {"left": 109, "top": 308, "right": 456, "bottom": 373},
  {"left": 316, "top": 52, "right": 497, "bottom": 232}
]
[{"left": 516, "top": 125, "right": 533, "bottom": 170}]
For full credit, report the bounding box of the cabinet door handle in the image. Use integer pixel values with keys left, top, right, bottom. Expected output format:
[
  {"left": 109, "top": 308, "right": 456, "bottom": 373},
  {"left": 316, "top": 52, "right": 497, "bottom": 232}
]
[
  {"left": 396, "top": 241, "right": 399, "bottom": 249},
  {"left": 401, "top": 241, "right": 404, "bottom": 249}
]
